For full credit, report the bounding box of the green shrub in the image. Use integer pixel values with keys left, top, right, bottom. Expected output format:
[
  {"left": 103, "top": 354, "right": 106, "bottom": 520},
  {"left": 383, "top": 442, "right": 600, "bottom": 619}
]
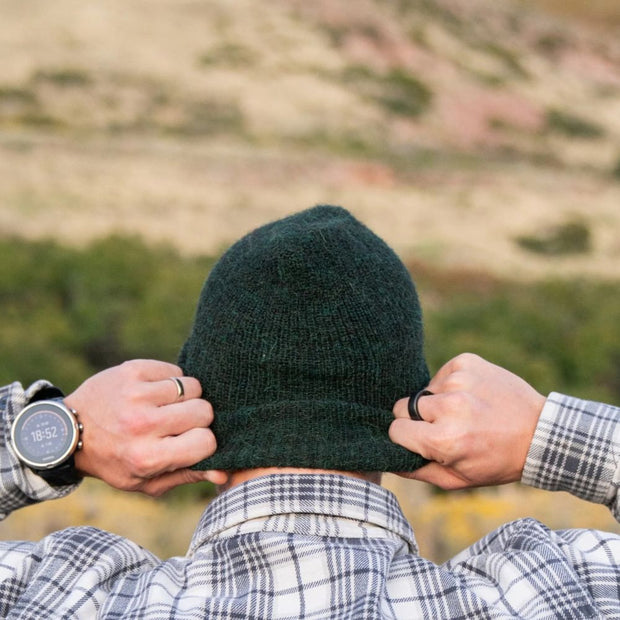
[
  {"left": 0, "top": 236, "right": 214, "bottom": 389},
  {"left": 343, "top": 65, "right": 433, "bottom": 118},
  {"left": 545, "top": 109, "right": 604, "bottom": 139},
  {"left": 515, "top": 219, "right": 591, "bottom": 255},
  {"left": 0, "top": 87, "right": 38, "bottom": 105},
  {"left": 479, "top": 42, "right": 529, "bottom": 79},
  {"left": 379, "top": 69, "right": 433, "bottom": 117},
  {"left": 198, "top": 43, "right": 255, "bottom": 68},
  {"left": 416, "top": 265, "right": 620, "bottom": 402},
  {"left": 169, "top": 100, "right": 245, "bottom": 136},
  {"left": 32, "top": 68, "right": 93, "bottom": 88}
]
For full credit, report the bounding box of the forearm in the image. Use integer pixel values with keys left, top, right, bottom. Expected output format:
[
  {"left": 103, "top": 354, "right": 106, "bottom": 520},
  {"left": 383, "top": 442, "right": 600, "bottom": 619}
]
[
  {"left": 522, "top": 392, "right": 619, "bottom": 522},
  {"left": 0, "top": 382, "right": 79, "bottom": 520}
]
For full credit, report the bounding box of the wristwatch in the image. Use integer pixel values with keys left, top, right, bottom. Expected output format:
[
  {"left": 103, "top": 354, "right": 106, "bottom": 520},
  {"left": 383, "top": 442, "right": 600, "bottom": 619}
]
[{"left": 11, "top": 386, "right": 83, "bottom": 486}]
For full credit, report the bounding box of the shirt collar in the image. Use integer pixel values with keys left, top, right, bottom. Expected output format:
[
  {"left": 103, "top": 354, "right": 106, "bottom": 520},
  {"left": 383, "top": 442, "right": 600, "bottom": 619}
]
[{"left": 189, "top": 473, "right": 418, "bottom": 555}]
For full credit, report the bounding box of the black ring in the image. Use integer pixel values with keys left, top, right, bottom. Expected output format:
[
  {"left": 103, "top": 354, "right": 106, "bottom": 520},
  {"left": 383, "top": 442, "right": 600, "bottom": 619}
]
[{"left": 408, "top": 389, "right": 433, "bottom": 421}]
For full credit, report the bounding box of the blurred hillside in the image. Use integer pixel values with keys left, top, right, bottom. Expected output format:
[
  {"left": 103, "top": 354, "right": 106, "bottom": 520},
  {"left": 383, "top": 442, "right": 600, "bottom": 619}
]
[
  {"left": 519, "top": 0, "right": 620, "bottom": 31},
  {"left": 1, "top": 0, "right": 620, "bottom": 278}
]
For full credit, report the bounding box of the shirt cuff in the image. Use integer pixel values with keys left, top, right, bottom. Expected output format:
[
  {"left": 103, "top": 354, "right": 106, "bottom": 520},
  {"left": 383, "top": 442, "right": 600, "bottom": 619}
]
[{"left": 522, "top": 392, "right": 619, "bottom": 509}]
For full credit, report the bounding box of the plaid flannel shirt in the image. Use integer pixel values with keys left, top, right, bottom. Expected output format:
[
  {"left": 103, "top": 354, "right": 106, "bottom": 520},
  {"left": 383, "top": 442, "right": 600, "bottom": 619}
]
[{"left": 0, "top": 382, "right": 618, "bottom": 619}]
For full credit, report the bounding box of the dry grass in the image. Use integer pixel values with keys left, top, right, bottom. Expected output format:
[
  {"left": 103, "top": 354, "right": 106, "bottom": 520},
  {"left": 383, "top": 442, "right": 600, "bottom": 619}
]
[
  {"left": 518, "top": 0, "right": 620, "bottom": 29},
  {"left": 2, "top": 135, "right": 620, "bottom": 279}
]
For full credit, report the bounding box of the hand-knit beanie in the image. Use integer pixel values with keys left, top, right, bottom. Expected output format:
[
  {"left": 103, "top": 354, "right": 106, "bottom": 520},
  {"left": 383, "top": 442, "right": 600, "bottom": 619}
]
[{"left": 179, "top": 205, "right": 429, "bottom": 472}]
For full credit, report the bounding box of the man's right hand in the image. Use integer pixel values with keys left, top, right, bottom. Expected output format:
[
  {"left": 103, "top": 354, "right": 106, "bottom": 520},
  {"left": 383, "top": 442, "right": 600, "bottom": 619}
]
[
  {"left": 389, "top": 353, "right": 546, "bottom": 490},
  {"left": 66, "top": 360, "right": 226, "bottom": 496}
]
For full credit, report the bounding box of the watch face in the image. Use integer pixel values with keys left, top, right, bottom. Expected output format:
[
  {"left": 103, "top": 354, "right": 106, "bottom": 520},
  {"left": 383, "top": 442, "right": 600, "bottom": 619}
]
[{"left": 12, "top": 402, "right": 77, "bottom": 468}]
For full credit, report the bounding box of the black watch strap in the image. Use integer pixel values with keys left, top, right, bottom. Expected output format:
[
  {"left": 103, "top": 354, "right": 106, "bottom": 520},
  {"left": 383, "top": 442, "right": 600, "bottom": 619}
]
[
  {"left": 32, "top": 455, "right": 81, "bottom": 486},
  {"left": 26, "top": 387, "right": 83, "bottom": 487},
  {"left": 29, "top": 385, "right": 65, "bottom": 403}
]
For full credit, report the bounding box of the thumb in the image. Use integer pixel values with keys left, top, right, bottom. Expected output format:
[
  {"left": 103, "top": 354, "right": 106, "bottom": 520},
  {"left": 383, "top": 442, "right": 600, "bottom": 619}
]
[
  {"left": 139, "top": 468, "right": 227, "bottom": 497},
  {"left": 403, "top": 462, "right": 469, "bottom": 490}
]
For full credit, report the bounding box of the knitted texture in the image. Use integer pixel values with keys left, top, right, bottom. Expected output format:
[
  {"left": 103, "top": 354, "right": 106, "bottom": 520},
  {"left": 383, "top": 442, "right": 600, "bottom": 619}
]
[{"left": 179, "top": 205, "right": 429, "bottom": 471}]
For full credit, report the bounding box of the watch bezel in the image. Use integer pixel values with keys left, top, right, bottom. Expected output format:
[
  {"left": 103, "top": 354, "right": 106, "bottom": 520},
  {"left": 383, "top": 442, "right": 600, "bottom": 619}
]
[{"left": 11, "top": 400, "right": 81, "bottom": 470}]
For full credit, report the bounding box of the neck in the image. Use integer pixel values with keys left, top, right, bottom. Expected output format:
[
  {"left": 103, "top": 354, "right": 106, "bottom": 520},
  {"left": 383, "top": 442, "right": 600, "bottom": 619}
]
[{"left": 222, "top": 467, "right": 382, "bottom": 491}]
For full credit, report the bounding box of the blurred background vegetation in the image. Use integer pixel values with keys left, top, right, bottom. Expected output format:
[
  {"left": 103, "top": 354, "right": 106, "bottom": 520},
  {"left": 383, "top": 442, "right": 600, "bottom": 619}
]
[
  {"left": 1, "top": 0, "right": 619, "bottom": 562},
  {"left": 2, "top": 234, "right": 620, "bottom": 404}
]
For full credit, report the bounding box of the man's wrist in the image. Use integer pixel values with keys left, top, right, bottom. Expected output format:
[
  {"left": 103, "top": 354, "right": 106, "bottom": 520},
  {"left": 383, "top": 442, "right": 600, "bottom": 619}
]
[{"left": 522, "top": 392, "right": 617, "bottom": 506}]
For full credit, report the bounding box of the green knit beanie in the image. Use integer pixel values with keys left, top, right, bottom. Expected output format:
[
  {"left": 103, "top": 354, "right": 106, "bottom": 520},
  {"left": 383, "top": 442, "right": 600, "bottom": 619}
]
[{"left": 179, "top": 205, "right": 429, "bottom": 472}]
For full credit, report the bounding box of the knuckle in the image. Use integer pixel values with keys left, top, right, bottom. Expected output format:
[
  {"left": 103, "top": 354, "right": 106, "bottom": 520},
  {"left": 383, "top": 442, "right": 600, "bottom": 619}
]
[
  {"left": 449, "top": 390, "right": 476, "bottom": 417},
  {"left": 447, "top": 352, "right": 482, "bottom": 377},
  {"left": 425, "top": 430, "right": 445, "bottom": 454},
  {"left": 118, "top": 478, "right": 142, "bottom": 493},
  {"left": 122, "top": 409, "right": 153, "bottom": 436},
  {"left": 191, "top": 399, "right": 213, "bottom": 425},
  {"left": 443, "top": 389, "right": 464, "bottom": 409},
  {"left": 184, "top": 376, "right": 202, "bottom": 394},
  {"left": 108, "top": 469, "right": 142, "bottom": 492},
  {"left": 392, "top": 397, "right": 409, "bottom": 416},
  {"left": 426, "top": 427, "right": 462, "bottom": 465},
  {"left": 388, "top": 418, "right": 407, "bottom": 439},
  {"left": 126, "top": 445, "right": 160, "bottom": 478},
  {"left": 202, "top": 402, "right": 214, "bottom": 425},
  {"left": 142, "top": 483, "right": 166, "bottom": 498},
  {"left": 454, "top": 352, "right": 479, "bottom": 367},
  {"left": 116, "top": 381, "right": 150, "bottom": 412},
  {"left": 119, "top": 359, "right": 143, "bottom": 379},
  {"left": 168, "top": 363, "right": 182, "bottom": 376},
  {"left": 443, "top": 371, "right": 469, "bottom": 393}
]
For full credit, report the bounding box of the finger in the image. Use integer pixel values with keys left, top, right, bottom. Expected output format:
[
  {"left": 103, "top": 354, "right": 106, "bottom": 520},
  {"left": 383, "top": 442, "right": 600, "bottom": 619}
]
[
  {"left": 204, "top": 469, "right": 228, "bottom": 485},
  {"left": 156, "top": 428, "right": 218, "bottom": 472},
  {"left": 139, "top": 468, "right": 225, "bottom": 497},
  {"left": 155, "top": 399, "right": 214, "bottom": 436},
  {"left": 426, "top": 358, "right": 459, "bottom": 393},
  {"left": 427, "top": 353, "right": 485, "bottom": 394},
  {"left": 145, "top": 376, "right": 203, "bottom": 406},
  {"left": 393, "top": 393, "right": 436, "bottom": 423},
  {"left": 393, "top": 397, "right": 411, "bottom": 419},
  {"left": 123, "top": 359, "right": 183, "bottom": 382},
  {"left": 398, "top": 462, "right": 469, "bottom": 490},
  {"left": 389, "top": 418, "right": 440, "bottom": 461}
]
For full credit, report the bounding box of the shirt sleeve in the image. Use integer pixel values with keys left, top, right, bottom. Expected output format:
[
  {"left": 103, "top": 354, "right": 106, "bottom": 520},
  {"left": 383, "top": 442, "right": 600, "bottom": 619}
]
[
  {"left": 522, "top": 392, "right": 619, "bottom": 522},
  {"left": 0, "top": 381, "right": 81, "bottom": 520}
]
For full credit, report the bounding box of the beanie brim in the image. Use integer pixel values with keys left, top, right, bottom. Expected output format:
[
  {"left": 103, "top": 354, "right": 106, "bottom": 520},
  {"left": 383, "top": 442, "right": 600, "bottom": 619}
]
[{"left": 190, "top": 399, "right": 427, "bottom": 472}]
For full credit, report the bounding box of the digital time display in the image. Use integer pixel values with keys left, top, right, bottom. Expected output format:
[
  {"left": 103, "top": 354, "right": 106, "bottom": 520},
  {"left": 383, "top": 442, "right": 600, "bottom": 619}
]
[{"left": 12, "top": 403, "right": 74, "bottom": 466}]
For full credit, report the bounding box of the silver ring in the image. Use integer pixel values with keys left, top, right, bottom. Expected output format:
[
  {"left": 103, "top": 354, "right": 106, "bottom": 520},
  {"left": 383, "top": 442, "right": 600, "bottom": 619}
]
[
  {"left": 168, "top": 376, "right": 185, "bottom": 401},
  {"left": 408, "top": 389, "right": 433, "bottom": 421}
]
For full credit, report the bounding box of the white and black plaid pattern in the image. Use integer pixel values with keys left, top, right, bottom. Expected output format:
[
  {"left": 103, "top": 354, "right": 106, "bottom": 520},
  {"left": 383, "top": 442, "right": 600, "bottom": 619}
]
[
  {"left": 523, "top": 391, "right": 619, "bottom": 520},
  {"left": 1, "top": 383, "right": 619, "bottom": 618}
]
